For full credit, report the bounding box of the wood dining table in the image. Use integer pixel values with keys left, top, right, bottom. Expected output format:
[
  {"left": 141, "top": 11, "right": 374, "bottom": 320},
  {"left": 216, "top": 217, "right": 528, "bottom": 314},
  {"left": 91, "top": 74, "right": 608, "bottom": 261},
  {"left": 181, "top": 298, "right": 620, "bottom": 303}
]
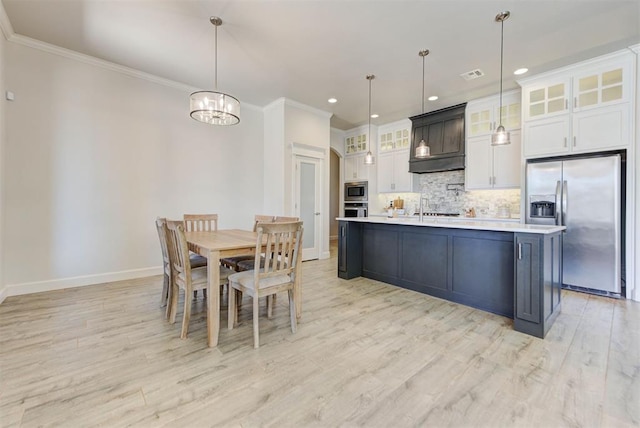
[{"left": 185, "top": 229, "right": 302, "bottom": 347}]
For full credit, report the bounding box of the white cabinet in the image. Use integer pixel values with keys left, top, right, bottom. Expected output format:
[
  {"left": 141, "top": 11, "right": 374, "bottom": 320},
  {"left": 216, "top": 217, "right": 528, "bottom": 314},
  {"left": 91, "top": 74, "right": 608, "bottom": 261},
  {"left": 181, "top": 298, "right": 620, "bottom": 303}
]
[
  {"left": 520, "top": 50, "right": 634, "bottom": 159},
  {"left": 379, "top": 125, "right": 411, "bottom": 152},
  {"left": 344, "top": 154, "right": 373, "bottom": 181},
  {"left": 466, "top": 131, "right": 521, "bottom": 190},
  {"left": 465, "top": 91, "right": 521, "bottom": 190},
  {"left": 378, "top": 150, "right": 415, "bottom": 193},
  {"left": 345, "top": 132, "right": 368, "bottom": 155},
  {"left": 467, "top": 90, "right": 520, "bottom": 138}
]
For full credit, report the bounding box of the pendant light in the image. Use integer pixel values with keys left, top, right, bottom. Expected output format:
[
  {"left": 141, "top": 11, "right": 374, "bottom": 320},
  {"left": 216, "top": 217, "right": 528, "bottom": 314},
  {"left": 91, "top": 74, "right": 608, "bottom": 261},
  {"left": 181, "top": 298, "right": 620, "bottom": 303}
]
[
  {"left": 491, "top": 11, "right": 511, "bottom": 145},
  {"left": 190, "top": 17, "right": 240, "bottom": 125},
  {"left": 364, "top": 75, "right": 376, "bottom": 165},
  {"left": 414, "top": 49, "right": 431, "bottom": 159}
]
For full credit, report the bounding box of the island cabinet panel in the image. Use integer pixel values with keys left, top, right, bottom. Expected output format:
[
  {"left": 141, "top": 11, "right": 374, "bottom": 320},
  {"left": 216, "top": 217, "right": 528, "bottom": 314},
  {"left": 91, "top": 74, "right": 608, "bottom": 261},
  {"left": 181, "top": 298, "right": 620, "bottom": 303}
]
[
  {"left": 451, "top": 233, "right": 515, "bottom": 318},
  {"left": 362, "top": 225, "right": 400, "bottom": 282},
  {"left": 338, "top": 221, "right": 363, "bottom": 280},
  {"left": 399, "top": 230, "right": 449, "bottom": 297},
  {"left": 514, "top": 232, "right": 562, "bottom": 338}
]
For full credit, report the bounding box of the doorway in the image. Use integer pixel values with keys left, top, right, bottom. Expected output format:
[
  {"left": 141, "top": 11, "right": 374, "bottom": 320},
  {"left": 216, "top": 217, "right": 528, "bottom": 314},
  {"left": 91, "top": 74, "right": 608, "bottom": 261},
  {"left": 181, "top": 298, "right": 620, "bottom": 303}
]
[{"left": 295, "top": 156, "right": 321, "bottom": 260}]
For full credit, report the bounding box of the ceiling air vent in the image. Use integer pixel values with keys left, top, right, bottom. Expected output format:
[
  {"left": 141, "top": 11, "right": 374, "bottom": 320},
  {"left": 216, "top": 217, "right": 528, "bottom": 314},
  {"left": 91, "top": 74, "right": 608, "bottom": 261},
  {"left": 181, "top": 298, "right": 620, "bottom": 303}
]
[{"left": 460, "top": 69, "right": 485, "bottom": 81}]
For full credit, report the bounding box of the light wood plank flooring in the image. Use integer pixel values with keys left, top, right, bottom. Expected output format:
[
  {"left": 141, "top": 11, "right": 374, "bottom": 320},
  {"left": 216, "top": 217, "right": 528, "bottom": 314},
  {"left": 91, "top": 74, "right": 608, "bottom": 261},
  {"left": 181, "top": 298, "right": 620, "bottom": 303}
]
[{"left": 1, "top": 246, "right": 638, "bottom": 427}]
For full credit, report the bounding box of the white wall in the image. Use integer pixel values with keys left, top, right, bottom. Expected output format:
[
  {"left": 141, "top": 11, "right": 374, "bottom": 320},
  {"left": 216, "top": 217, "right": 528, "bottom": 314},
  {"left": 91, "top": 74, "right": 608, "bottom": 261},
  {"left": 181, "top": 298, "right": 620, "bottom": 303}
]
[
  {"left": 283, "top": 100, "right": 331, "bottom": 259},
  {"left": 262, "top": 100, "right": 285, "bottom": 214},
  {"left": 2, "top": 41, "right": 264, "bottom": 295},
  {"left": 262, "top": 98, "right": 331, "bottom": 259}
]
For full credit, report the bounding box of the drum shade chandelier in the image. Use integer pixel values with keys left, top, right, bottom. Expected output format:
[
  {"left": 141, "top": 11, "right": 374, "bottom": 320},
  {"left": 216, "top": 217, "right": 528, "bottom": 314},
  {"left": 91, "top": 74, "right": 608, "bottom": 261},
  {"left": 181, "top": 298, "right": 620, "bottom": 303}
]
[
  {"left": 364, "top": 75, "right": 376, "bottom": 165},
  {"left": 414, "top": 49, "right": 431, "bottom": 159},
  {"left": 190, "top": 17, "right": 240, "bottom": 125},
  {"left": 491, "top": 11, "right": 511, "bottom": 145}
]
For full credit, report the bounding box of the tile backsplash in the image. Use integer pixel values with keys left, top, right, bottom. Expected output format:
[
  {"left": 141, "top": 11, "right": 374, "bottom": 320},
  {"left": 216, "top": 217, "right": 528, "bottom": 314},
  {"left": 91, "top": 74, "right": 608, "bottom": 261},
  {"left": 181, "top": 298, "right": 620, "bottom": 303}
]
[{"left": 376, "top": 170, "right": 521, "bottom": 218}]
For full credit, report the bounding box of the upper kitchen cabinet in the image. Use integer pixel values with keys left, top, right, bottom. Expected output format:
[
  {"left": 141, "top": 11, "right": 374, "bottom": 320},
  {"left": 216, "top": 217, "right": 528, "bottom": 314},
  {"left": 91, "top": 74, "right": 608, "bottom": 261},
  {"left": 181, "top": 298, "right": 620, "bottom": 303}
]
[
  {"left": 466, "top": 131, "right": 521, "bottom": 190},
  {"left": 377, "top": 119, "right": 417, "bottom": 193},
  {"left": 409, "top": 103, "right": 466, "bottom": 173},
  {"left": 345, "top": 131, "right": 369, "bottom": 155},
  {"left": 379, "top": 119, "right": 411, "bottom": 152},
  {"left": 344, "top": 125, "right": 377, "bottom": 181},
  {"left": 467, "top": 90, "right": 521, "bottom": 138},
  {"left": 519, "top": 50, "right": 635, "bottom": 159},
  {"left": 465, "top": 91, "right": 522, "bottom": 190},
  {"left": 344, "top": 154, "right": 373, "bottom": 182}
]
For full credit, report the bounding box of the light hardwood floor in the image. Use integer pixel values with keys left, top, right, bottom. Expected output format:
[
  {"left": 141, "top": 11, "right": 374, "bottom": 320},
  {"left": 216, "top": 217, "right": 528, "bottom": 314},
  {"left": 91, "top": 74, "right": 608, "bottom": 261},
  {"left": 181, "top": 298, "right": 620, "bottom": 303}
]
[{"left": 1, "top": 245, "right": 638, "bottom": 427}]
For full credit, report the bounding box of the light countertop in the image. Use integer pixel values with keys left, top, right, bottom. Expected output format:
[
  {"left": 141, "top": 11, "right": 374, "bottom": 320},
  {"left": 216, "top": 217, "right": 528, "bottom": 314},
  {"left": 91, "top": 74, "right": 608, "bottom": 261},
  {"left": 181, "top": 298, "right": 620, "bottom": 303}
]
[{"left": 337, "top": 216, "right": 565, "bottom": 234}]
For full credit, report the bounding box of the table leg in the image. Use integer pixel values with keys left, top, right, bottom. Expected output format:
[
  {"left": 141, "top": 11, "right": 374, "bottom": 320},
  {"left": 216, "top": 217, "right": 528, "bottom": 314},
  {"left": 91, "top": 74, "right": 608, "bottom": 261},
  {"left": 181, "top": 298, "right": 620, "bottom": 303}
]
[{"left": 207, "top": 249, "right": 221, "bottom": 347}]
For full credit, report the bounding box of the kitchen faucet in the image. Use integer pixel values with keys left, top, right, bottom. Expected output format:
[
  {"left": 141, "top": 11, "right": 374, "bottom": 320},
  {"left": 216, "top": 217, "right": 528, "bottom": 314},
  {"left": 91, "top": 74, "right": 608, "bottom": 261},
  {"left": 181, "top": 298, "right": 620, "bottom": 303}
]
[{"left": 419, "top": 192, "right": 427, "bottom": 222}]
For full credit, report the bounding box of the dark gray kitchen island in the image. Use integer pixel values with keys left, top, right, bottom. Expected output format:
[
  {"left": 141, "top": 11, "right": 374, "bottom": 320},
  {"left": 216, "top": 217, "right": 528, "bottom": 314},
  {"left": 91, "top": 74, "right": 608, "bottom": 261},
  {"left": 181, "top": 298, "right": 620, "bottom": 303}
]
[{"left": 337, "top": 217, "right": 566, "bottom": 338}]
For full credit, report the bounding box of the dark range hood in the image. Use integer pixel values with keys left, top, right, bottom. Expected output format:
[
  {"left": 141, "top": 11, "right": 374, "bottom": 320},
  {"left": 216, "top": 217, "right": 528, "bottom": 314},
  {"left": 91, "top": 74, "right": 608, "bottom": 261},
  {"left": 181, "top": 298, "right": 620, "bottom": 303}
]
[{"left": 409, "top": 103, "right": 466, "bottom": 173}]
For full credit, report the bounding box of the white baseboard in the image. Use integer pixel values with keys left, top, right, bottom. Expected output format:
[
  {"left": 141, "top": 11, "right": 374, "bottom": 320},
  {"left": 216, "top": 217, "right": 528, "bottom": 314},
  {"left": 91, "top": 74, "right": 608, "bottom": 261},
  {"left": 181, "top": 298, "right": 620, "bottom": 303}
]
[
  {"left": 320, "top": 250, "right": 331, "bottom": 260},
  {"left": 4, "top": 266, "right": 163, "bottom": 298}
]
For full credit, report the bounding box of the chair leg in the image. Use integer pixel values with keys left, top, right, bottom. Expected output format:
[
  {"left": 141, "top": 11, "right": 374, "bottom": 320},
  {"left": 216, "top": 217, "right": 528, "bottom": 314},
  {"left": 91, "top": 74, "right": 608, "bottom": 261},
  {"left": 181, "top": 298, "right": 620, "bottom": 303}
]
[
  {"left": 253, "top": 295, "right": 260, "bottom": 349},
  {"left": 160, "top": 273, "right": 169, "bottom": 307},
  {"left": 181, "top": 288, "right": 192, "bottom": 339},
  {"left": 228, "top": 284, "right": 236, "bottom": 330},
  {"left": 203, "top": 289, "right": 207, "bottom": 300},
  {"left": 234, "top": 290, "right": 240, "bottom": 325},
  {"left": 288, "top": 289, "right": 297, "bottom": 334},
  {"left": 168, "top": 281, "right": 179, "bottom": 323},
  {"left": 193, "top": 290, "right": 198, "bottom": 299}
]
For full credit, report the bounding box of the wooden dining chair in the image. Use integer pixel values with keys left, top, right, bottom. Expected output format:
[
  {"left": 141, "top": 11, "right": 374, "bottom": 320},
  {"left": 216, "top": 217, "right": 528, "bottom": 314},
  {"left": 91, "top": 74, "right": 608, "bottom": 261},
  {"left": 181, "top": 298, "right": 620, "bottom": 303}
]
[
  {"left": 227, "top": 221, "right": 303, "bottom": 348},
  {"left": 183, "top": 214, "right": 218, "bottom": 232},
  {"left": 235, "top": 216, "right": 300, "bottom": 272},
  {"left": 220, "top": 215, "right": 275, "bottom": 271},
  {"left": 166, "top": 220, "right": 234, "bottom": 339},
  {"left": 183, "top": 214, "right": 220, "bottom": 298},
  {"left": 155, "top": 217, "right": 207, "bottom": 318}
]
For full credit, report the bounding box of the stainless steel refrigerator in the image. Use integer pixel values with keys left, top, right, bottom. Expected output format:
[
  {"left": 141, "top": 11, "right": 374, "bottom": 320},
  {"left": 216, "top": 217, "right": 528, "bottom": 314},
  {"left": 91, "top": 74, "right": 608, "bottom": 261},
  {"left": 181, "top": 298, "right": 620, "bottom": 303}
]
[{"left": 525, "top": 154, "right": 622, "bottom": 295}]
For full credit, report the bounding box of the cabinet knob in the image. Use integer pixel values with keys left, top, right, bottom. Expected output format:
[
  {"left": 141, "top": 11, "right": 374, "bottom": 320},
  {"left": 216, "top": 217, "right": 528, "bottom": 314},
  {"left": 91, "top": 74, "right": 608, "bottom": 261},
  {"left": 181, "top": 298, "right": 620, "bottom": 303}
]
[
  {"left": 563, "top": 137, "right": 567, "bottom": 148},
  {"left": 573, "top": 136, "right": 577, "bottom": 147}
]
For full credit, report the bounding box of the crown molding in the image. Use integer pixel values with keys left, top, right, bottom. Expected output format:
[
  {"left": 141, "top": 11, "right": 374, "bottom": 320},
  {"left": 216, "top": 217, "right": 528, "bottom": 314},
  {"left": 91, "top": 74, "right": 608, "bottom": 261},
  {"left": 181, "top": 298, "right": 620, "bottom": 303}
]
[
  {"left": 264, "top": 97, "right": 332, "bottom": 119},
  {"left": 0, "top": 1, "right": 14, "bottom": 40},
  {"left": 9, "top": 34, "right": 198, "bottom": 92},
  {"left": 4, "top": 31, "right": 263, "bottom": 112},
  {"left": 630, "top": 44, "right": 640, "bottom": 55}
]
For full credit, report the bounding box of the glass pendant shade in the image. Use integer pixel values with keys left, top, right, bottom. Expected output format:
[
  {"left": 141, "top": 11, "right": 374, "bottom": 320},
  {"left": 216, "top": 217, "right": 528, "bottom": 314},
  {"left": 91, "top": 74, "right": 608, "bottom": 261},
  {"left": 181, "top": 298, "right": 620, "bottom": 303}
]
[
  {"left": 364, "top": 75, "right": 375, "bottom": 166},
  {"left": 190, "top": 91, "right": 240, "bottom": 125},
  {"left": 364, "top": 151, "right": 375, "bottom": 165},
  {"left": 491, "top": 125, "right": 511, "bottom": 145},
  {"left": 415, "top": 139, "right": 430, "bottom": 158},
  {"left": 493, "top": 11, "right": 511, "bottom": 145},
  {"left": 416, "top": 49, "right": 431, "bottom": 158}
]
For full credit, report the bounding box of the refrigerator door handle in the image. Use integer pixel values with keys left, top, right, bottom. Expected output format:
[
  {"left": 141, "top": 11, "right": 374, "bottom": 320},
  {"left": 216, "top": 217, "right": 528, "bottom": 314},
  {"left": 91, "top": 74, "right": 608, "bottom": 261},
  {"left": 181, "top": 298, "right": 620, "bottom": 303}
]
[
  {"left": 555, "top": 180, "right": 562, "bottom": 226},
  {"left": 562, "top": 180, "right": 568, "bottom": 227}
]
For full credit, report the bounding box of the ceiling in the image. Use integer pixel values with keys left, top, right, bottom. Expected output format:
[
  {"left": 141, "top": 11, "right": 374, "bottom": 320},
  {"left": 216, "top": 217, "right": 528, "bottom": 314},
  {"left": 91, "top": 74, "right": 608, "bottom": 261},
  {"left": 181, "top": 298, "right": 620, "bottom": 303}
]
[{"left": 2, "top": 0, "right": 639, "bottom": 130}]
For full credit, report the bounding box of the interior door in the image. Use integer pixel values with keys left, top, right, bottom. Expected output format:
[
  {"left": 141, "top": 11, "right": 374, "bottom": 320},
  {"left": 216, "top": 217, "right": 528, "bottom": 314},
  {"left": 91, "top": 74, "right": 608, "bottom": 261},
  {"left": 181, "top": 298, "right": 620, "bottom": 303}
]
[{"left": 296, "top": 156, "right": 321, "bottom": 260}]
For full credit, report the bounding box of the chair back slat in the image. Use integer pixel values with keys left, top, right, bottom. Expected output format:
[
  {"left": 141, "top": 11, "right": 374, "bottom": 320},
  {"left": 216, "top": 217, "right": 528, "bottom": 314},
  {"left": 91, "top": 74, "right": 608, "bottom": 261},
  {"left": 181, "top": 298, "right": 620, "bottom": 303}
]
[
  {"left": 183, "top": 214, "right": 218, "bottom": 232},
  {"left": 166, "top": 220, "right": 191, "bottom": 286},
  {"left": 255, "top": 221, "right": 303, "bottom": 279},
  {"left": 155, "top": 217, "right": 170, "bottom": 269}
]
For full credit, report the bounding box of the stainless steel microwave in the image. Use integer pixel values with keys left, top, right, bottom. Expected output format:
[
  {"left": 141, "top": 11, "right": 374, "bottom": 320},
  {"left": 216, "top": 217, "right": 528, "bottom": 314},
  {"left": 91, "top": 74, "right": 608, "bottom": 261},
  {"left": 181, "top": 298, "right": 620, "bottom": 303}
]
[{"left": 344, "top": 181, "right": 368, "bottom": 202}]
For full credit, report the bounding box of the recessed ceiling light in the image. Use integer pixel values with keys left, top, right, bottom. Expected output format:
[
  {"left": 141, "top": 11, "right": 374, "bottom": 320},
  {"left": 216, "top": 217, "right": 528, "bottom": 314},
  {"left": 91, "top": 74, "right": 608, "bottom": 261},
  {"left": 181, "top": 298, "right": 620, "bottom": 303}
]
[
  {"left": 428, "top": 95, "right": 438, "bottom": 101},
  {"left": 328, "top": 97, "right": 337, "bottom": 103},
  {"left": 514, "top": 68, "right": 528, "bottom": 75},
  {"left": 371, "top": 113, "right": 379, "bottom": 118}
]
